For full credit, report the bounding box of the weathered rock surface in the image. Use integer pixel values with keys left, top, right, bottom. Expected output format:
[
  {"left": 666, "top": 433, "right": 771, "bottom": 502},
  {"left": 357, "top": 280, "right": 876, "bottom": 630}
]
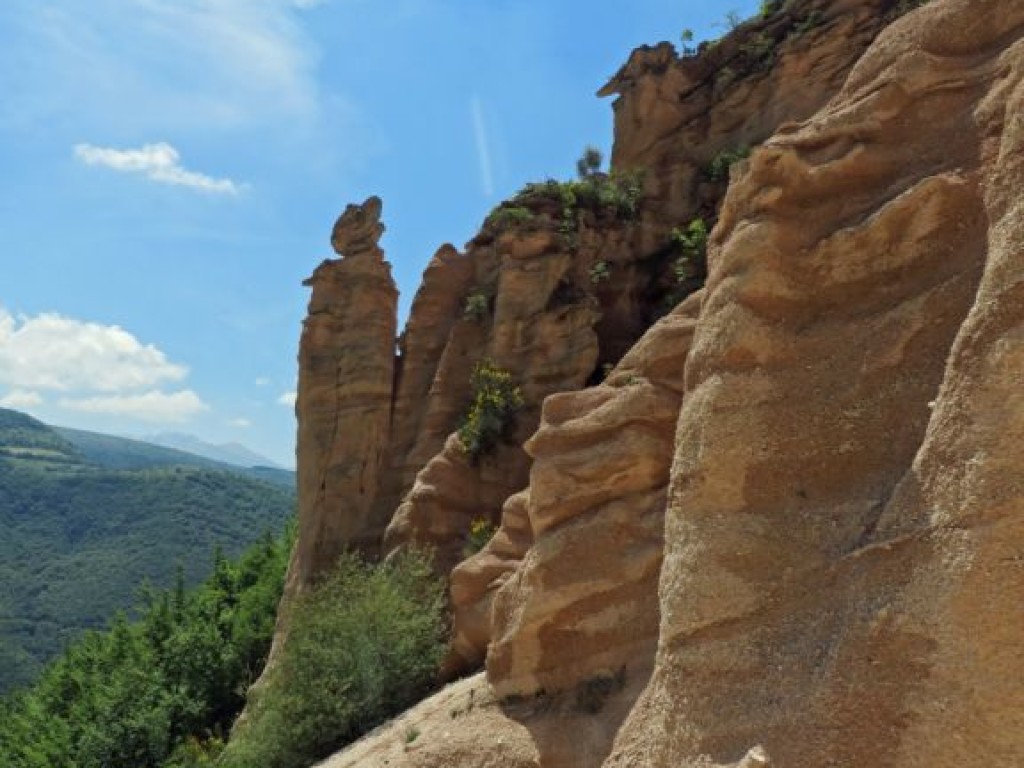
[
  {"left": 292, "top": 1, "right": 1024, "bottom": 766},
  {"left": 484, "top": 292, "right": 700, "bottom": 698},
  {"left": 384, "top": 226, "right": 602, "bottom": 575},
  {"left": 606, "top": 0, "right": 1024, "bottom": 764},
  {"left": 291, "top": 195, "right": 398, "bottom": 585}
]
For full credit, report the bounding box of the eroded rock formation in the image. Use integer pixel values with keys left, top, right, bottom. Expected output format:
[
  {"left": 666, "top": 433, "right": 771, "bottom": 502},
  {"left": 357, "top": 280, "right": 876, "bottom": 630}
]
[
  {"left": 291, "top": 195, "right": 398, "bottom": 586},
  {"left": 278, "top": 0, "right": 1024, "bottom": 766}
]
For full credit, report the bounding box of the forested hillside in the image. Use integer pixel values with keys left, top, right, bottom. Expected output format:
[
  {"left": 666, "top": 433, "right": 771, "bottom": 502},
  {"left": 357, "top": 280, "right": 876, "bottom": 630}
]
[{"left": 0, "top": 408, "right": 294, "bottom": 692}]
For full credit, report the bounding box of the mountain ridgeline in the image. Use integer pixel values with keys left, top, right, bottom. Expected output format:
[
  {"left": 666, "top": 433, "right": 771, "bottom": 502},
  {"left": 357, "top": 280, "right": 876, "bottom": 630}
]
[{"left": 0, "top": 408, "right": 294, "bottom": 692}]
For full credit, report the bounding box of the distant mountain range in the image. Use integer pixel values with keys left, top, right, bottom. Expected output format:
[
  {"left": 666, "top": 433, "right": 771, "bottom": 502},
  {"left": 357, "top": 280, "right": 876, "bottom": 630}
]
[
  {"left": 0, "top": 408, "right": 295, "bottom": 693},
  {"left": 142, "top": 431, "right": 287, "bottom": 470}
]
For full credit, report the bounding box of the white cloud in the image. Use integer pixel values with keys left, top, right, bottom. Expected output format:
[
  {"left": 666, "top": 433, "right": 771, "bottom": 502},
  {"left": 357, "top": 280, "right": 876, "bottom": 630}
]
[
  {"left": 0, "top": 390, "right": 44, "bottom": 409},
  {"left": 74, "top": 142, "right": 240, "bottom": 194},
  {"left": 0, "top": 308, "right": 187, "bottom": 392},
  {"left": 277, "top": 391, "right": 297, "bottom": 406},
  {"left": 59, "top": 390, "right": 208, "bottom": 422},
  {"left": 255, "top": 377, "right": 271, "bottom": 387},
  {"left": 229, "top": 417, "right": 252, "bottom": 428}
]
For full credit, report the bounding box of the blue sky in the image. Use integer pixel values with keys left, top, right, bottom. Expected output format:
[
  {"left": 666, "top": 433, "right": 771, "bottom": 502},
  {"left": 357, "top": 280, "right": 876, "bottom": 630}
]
[{"left": 0, "top": 0, "right": 757, "bottom": 468}]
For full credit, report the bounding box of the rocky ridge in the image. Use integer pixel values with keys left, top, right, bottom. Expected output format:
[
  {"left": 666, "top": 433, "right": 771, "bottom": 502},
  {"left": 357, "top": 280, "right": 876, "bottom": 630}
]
[{"left": 271, "top": 0, "right": 1023, "bottom": 765}]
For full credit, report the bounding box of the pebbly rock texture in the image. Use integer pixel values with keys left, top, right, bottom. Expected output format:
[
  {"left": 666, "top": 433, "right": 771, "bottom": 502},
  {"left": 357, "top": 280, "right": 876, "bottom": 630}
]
[
  {"left": 290, "top": 195, "right": 398, "bottom": 586},
  {"left": 606, "top": 0, "right": 1024, "bottom": 765}
]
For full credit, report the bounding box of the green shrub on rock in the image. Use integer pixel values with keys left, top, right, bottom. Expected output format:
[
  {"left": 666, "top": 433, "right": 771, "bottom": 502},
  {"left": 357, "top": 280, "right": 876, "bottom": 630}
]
[{"left": 219, "top": 550, "right": 445, "bottom": 768}]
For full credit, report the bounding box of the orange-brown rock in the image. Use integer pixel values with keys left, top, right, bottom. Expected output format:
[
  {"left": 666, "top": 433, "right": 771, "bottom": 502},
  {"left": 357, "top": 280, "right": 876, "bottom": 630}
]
[
  {"left": 607, "top": 0, "right": 1024, "bottom": 764},
  {"left": 366, "top": 244, "right": 476, "bottom": 551},
  {"left": 291, "top": 195, "right": 398, "bottom": 585},
  {"left": 384, "top": 226, "right": 602, "bottom": 574}
]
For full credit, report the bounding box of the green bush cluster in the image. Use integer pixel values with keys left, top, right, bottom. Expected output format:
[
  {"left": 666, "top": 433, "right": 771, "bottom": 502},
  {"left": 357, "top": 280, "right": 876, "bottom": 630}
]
[
  {"left": 705, "top": 145, "right": 751, "bottom": 182},
  {"left": 219, "top": 550, "right": 445, "bottom": 768},
  {"left": 509, "top": 147, "right": 644, "bottom": 249},
  {"left": 457, "top": 360, "right": 524, "bottom": 462},
  {"left": 485, "top": 205, "right": 534, "bottom": 233},
  {"left": 0, "top": 530, "right": 292, "bottom": 768}
]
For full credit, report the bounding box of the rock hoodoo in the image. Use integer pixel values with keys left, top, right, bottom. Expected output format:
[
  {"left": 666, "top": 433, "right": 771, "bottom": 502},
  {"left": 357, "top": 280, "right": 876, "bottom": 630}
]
[
  {"left": 290, "top": 195, "right": 397, "bottom": 588},
  {"left": 267, "top": 0, "right": 1024, "bottom": 765}
]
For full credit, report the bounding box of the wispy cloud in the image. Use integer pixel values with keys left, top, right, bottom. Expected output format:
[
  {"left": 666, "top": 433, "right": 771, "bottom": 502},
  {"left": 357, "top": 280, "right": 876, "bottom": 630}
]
[
  {"left": 74, "top": 142, "right": 240, "bottom": 194},
  {"left": 277, "top": 391, "right": 297, "bottom": 406},
  {"left": 471, "top": 95, "right": 494, "bottom": 198},
  {"left": 59, "top": 390, "right": 208, "bottom": 422},
  {"left": 0, "top": 307, "right": 187, "bottom": 392},
  {"left": 229, "top": 417, "right": 252, "bottom": 428},
  {"left": 0, "top": 390, "right": 44, "bottom": 409},
  {"left": 0, "top": 1, "right": 329, "bottom": 135}
]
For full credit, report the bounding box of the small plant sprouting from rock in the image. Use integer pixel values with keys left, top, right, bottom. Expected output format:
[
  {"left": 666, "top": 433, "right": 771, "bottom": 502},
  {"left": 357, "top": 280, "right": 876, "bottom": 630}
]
[
  {"left": 576, "top": 145, "right": 604, "bottom": 179},
  {"left": 790, "top": 10, "right": 824, "bottom": 39},
  {"left": 680, "top": 28, "right": 697, "bottom": 57},
  {"left": 404, "top": 726, "right": 420, "bottom": 745},
  {"left": 672, "top": 219, "right": 709, "bottom": 283},
  {"left": 741, "top": 32, "right": 776, "bottom": 70},
  {"left": 723, "top": 9, "right": 745, "bottom": 31},
  {"left": 759, "top": 0, "right": 784, "bottom": 17},
  {"left": 589, "top": 260, "right": 611, "bottom": 284},
  {"left": 464, "top": 517, "right": 496, "bottom": 557},
  {"left": 458, "top": 360, "right": 524, "bottom": 463},
  {"left": 714, "top": 65, "right": 738, "bottom": 96},
  {"left": 706, "top": 145, "right": 751, "bottom": 182},
  {"left": 463, "top": 289, "right": 489, "bottom": 322}
]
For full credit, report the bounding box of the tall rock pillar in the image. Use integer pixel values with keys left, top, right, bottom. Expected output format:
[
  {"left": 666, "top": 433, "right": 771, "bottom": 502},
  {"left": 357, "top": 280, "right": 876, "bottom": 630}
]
[{"left": 292, "top": 195, "right": 398, "bottom": 586}]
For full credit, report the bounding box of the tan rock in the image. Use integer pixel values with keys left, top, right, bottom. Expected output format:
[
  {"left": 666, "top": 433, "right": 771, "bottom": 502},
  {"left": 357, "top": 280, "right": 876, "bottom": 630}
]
[
  {"left": 606, "top": 0, "right": 1024, "bottom": 765},
  {"left": 486, "top": 293, "right": 700, "bottom": 699}
]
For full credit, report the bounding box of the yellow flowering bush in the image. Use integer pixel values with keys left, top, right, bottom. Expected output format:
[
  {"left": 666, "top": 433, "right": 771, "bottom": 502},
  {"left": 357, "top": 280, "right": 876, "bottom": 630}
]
[{"left": 457, "top": 360, "right": 524, "bottom": 462}]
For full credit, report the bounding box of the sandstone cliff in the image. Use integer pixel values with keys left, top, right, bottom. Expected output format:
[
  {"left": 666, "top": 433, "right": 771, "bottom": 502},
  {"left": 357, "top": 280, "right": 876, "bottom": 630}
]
[{"left": 279, "top": 0, "right": 1023, "bottom": 765}]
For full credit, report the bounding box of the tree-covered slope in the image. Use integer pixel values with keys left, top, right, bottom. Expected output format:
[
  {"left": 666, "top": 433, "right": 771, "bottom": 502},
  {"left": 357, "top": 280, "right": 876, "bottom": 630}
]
[{"left": 0, "top": 409, "right": 295, "bottom": 693}]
